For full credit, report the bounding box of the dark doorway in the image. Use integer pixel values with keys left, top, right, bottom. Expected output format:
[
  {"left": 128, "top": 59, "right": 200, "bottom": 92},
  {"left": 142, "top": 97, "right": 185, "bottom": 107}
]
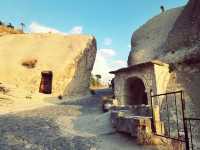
[
  {"left": 39, "top": 71, "right": 53, "bottom": 94},
  {"left": 125, "top": 77, "right": 148, "bottom": 105}
]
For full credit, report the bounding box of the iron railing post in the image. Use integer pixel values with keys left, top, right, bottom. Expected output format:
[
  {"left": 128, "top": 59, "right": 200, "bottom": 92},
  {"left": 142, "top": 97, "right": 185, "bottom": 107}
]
[
  {"left": 150, "top": 90, "right": 156, "bottom": 133},
  {"left": 181, "top": 91, "right": 190, "bottom": 150},
  {"left": 174, "top": 93, "right": 180, "bottom": 138}
]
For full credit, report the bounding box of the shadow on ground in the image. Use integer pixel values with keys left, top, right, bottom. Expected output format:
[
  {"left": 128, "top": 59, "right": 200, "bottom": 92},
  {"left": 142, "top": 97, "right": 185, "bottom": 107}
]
[
  {"left": 61, "top": 89, "right": 112, "bottom": 111},
  {"left": 0, "top": 113, "right": 96, "bottom": 150}
]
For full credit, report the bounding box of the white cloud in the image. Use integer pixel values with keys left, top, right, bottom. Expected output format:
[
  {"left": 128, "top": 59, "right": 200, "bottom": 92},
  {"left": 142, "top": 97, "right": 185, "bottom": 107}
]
[
  {"left": 29, "top": 22, "right": 63, "bottom": 34},
  {"left": 92, "top": 49, "right": 127, "bottom": 83},
  {"left": 99, "top": 49, "right": 116, "bottom": 58},
  {"left": 29, "top": 22, "right": 83, "bottom": 35},
  {"left": 128, "top": 44, "right": 131, "bottom": 48},
  {"left": 92, "top": 51, "right": 112, "bottom": 83},
  {"left": 103, "top": 37, "right": 112, "bottom": 46},
  {"left": 28, "top": 22, "right": 126, "bottom": 84},
  {"left": 69, "top": 26, "right": 83, "bottom": 34}
]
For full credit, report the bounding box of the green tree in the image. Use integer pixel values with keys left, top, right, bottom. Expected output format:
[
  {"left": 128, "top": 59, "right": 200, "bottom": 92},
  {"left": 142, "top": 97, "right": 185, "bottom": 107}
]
[
  {"left": 90, "top": 74, "right": 96, "bottom": 87},
  {"left": 95, "top": 74, "right": 102, "bottom": 86},
  {"left": 160, "top": 5, "right": 165, "bottom": 13},
  {"left": 7, "top": 23, "right": 14, "bottom": 29},
  {"left": 95, "top": 74, "right": 101, "bottom": 81},
  {"left": 90, "top": 74, "right": 102, "bottom": 87}
]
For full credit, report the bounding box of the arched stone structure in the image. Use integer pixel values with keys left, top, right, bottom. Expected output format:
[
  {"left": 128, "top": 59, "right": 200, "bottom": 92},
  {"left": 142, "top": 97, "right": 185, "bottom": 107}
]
[
  {"left": 125, "top": 77, "right": 148, "bottom": 105},
  {"left": 110, "top": 61, "right": 170, "bottom": 106}
]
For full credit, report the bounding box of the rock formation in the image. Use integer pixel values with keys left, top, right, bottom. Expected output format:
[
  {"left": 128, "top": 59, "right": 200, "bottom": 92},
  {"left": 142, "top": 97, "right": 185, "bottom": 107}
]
[
  {"left": 128, "top": 0, "right": 200, "bottom": 119},
  {"left": 163, "top": 0, "right": 200, "bottom": 53},
  {"left": 0, "top": 33, "right": 97, "bottom": 97},
  {"left": 129, "top": 0, "right": 200, "bottom": 65},
  {"left": 128, "top": 7, "right": 183, "bottom": 65}
]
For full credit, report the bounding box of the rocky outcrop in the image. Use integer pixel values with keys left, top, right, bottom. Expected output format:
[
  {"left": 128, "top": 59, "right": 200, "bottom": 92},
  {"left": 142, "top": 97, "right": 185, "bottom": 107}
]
[
  {"left": 0, "top": 33, "right": 96, "bottom": 97},
  {"left": 129, "top": 0, "right": 200, "bottom": 65},
  {"left": 163, "top": 0, "right": 200, "bottom": 52},
  {"left": 128, "top": 7, "right": 183, "bottom": 65},
  {"left": 128, "top": 0, "right": 200, "bottom": 119}
]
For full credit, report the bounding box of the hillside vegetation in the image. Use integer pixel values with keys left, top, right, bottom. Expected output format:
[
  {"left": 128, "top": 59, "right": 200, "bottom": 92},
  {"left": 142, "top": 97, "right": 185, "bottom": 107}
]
[{"left": 0, "top": 25, "right": 23, "bottom": 35}]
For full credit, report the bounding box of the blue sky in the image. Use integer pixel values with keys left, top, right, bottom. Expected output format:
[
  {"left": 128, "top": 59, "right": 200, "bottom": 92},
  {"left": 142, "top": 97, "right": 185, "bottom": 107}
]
[{"left": 0, "top": 0, "right": 187, "bottom": 82}]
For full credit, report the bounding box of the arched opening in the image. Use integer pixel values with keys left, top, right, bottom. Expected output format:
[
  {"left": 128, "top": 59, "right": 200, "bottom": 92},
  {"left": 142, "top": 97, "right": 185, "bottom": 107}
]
[
  {"left": 125, "top": 77, "right": 148, "bottom": 105},
  {"left": 39, "top": 71, "right": 53, "bottom": 94}
]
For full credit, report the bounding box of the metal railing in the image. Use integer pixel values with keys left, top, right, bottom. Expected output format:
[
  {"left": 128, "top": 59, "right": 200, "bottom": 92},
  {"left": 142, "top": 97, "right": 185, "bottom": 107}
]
[
  {"left": 150, "top": 90, "right": 190, "bottom": 150},
  {"left": 185, "top": 118, "right": 200, "bottom": 150}
]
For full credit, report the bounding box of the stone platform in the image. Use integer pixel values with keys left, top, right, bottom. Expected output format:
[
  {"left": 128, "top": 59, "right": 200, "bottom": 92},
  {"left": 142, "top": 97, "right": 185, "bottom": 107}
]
[{"left": 110, "top": 105, "right": 164, "bottom": 138}]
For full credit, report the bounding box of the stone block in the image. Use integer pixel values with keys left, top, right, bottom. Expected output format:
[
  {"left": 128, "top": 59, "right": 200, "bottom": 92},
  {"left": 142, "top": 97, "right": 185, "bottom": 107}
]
[
  {"left": 111, "top": 110, "right": 129, "bottom": 128},
  {"left": 130, "top": 105, "right": 152, "bottom": 117},
  {"left": 114, "top": 114, "right": 152, "bottom": 137}
]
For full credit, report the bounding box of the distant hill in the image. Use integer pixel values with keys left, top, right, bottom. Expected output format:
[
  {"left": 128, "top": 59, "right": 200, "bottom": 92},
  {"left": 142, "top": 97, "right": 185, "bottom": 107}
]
[{"left": 0, "top": 25, "right": 23, "bottom": 35}]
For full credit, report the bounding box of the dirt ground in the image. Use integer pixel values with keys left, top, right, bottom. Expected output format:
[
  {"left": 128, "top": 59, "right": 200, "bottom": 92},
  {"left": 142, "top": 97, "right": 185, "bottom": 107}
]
[{"left": 0, "top": 89, "right": 160, "bottom": 150}]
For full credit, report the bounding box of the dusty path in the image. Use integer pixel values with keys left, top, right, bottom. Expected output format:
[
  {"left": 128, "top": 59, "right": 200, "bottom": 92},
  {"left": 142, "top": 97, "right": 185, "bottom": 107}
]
[{"left": 0, "top": 89, "right": 158, "bottom": 150}]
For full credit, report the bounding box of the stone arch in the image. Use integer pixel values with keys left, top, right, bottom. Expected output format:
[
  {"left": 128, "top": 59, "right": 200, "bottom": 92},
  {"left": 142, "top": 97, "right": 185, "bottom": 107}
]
[{"left": 125, "top": 76, "right": 148, "bottom": 105}]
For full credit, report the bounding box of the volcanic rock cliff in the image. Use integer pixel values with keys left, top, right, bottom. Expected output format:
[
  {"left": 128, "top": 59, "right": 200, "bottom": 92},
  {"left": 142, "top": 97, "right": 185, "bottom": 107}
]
[
  {"left": 0, "top": 33, "right": 97, "bottom": 97},
  {"left": 128, "top": 0, "right": 200, "bottom": 117}
]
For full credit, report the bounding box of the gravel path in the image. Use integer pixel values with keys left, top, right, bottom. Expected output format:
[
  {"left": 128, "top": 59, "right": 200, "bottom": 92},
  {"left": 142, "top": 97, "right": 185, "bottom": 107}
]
[{"left": 0, "top": 89, "right": 158, "bottom": 150}]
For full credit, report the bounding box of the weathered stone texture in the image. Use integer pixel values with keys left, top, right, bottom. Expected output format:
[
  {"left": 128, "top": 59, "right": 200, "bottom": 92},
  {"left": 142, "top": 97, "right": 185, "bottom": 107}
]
[
  {"left": 113, "top": 63, "right": 170, "bottom": 106},
  {"left": 0, "top": 34, "right": 97, "bottom": 97},
  {"left": 128, "top": 7, "right": 183, "bottom": 65},
  {"left": 128, "top": 0, "right": 200, "bottom": 124},
  {"left": 163, "top": 0, "right": 200, "bottom": 52}
]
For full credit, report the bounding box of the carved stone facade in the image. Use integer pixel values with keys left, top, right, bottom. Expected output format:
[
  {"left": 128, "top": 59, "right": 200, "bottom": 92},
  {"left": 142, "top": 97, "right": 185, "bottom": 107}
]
[{"left": 110, "top": 61, "right": 170, "bottom": 106}]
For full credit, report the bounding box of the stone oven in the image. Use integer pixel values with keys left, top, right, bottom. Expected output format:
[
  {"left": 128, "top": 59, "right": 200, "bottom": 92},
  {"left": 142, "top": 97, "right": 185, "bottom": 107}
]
[{"left": 110, "top": 60, "right": 170, "bottom": 106}]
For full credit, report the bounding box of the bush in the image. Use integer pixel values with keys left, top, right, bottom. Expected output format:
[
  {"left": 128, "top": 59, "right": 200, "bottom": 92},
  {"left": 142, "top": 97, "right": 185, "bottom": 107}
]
[
  {"left": 90, "top": 74, "right": 102, "bottom": 87},
  {"left": 0, "top": 85, "right": 9, "bottom": 94},
  {"left": 21, "top": 58, "right": 37, "bottom": 69},
  {"left": 58, "top": 95, "right": 63, "bottom": 100},
  {"left": 7, "top": 23, "right": 14, "bottom": 29}
]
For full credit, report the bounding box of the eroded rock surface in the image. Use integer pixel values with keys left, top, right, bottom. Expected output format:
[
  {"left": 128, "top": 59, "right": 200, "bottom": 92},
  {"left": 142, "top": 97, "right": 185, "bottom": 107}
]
[
  {"left": 128, "top": 1, "right": 200, "bottom": 145},
  {"left": 128, "top": 7, "right": 183, "bottom": 65},
  {"left": 0, "top": 34, "right": 97, "bottom": 97}
]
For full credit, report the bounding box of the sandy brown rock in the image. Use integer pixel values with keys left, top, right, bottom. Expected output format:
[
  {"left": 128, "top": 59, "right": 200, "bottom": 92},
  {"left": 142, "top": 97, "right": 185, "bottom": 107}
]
[{"left": 0, "top": 33, "right": 97, "bottom": 97}]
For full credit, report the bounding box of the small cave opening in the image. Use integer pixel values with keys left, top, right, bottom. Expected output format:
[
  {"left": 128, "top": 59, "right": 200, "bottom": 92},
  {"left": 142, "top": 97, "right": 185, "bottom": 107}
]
[
  {"left": 125, "top": 77, "right": 148, "bottom": 105},
  {"left": 39, "top": 71, "right": 53, "bottom": 94}
]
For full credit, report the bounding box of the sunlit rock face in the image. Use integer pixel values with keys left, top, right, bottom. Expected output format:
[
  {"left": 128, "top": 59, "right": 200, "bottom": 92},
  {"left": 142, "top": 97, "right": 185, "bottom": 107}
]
[
  {"left": 127, "top": 0, "right": 200, "bottom": 134},
  {"left": 163, "top": 0, "right": 200, "bottom": 53},
  {"left": 129, "top": 0, "right": 200, "bottom": 65},
  {"left": 0, "top": 33, "right": 97, "bottom": 97},
  {"left": 128, "top": 7, "right": 183, "bottom": 66}
]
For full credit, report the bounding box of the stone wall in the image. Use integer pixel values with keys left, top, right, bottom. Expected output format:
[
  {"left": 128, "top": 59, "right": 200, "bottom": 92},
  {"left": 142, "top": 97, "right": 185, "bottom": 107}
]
[
  {"left": 166, "top": 63, "right": 200, "bottom": 117},
  {"left": 114, "top": 65, "right": 156, "bottom": 105},
  {"left": 114, "top": 63, "right": 171, "bottom": 106},
  {"left": 114, "top": 64, "right": 171, "bottom": 104},
  {"left": 154, "top": 64, "right": 171, "bottom": 95}
]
